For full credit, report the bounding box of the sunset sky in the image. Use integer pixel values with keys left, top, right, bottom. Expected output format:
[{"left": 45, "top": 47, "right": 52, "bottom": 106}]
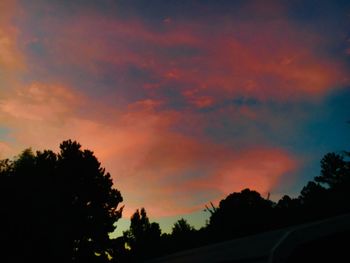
[{"left": 1, "top": 0, "right": 350, "bottom": 234}]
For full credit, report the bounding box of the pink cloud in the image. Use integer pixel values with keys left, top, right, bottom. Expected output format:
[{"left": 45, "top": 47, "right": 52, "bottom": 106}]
[
  {"left": 0, "top": 83, "right": 82, "bottom": 121},
  {"left": 0, "top": 84, "right": 298, "bottom": 217},
  {"left": 114, "top": 136, "right": 297, "bottom": 217},
  {"left": 0, "top": 0, "right": 25, "bottom": 79},
  {"left": 2, "top": 1, "right": 345, "bottom": 219},
  {"left": 207, "top": 148, "right": 296, "bottom": 196},
  {"left": 0, "top": 141, "right": 14, "bottom": 158},
  {"left": 23, "top": 9, "right": 349, "bottom": 107}
]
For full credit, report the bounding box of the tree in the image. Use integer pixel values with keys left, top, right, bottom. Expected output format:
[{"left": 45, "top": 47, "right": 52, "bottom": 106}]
[
  {"left": 299, "top": 181, "right": 327, "bottom": 203},
  {"left": 208, "top": 189, "right": 274, "bottom": 240},
  {"left": 275, "top": 195, "right": 302, "bottom": 226},
  {"left": 169, "top": 218, "right": 196, "bottom": 252},
  {"left": 0, "top": 158, "right": 18, "bottom": 262},
  {"left": 304, "top": 151, "right": 350, "bottom": 217},
  {"left": 276, "top": 195, "right": 300, "bottom": 210},
  {"left": 0, "top": 140, "right": 123, "bottom": 263},
  {"left": 172, "top": 218, "right": 195, "bottom": 236},
  {"left": 56, "top": 140, "right": 124, "bottom": 262},
  {"left": 315, "top": 153, "right": 348, "bottom": 189},
  {"left": 123, "top": 208, "right": 161, "bottom": 261}
]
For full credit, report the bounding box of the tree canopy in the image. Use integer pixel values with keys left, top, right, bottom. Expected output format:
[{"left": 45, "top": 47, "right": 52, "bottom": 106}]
[
  {"left": 123, "top": 208, "right": 161, "bottom": 261},
  {"left": 316, "top": 152, "right": 348, "bottom": 188},
  {"left": 0, "top": 140, "right": 123, "bottom": 263}
]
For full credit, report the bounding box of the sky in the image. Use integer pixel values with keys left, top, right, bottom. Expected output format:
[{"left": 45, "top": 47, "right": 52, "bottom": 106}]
[{"left": 0, "top": 0, "right": 350, "bottom": 235}]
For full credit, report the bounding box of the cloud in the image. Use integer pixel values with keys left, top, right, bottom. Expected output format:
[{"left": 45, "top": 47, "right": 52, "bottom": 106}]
[
  {"left": 0, "top": 0, "right": 25, "bottom": 88},
  {"left": 0, "top": 83, "right": 81, "bottom": 121},
  {"left": 1, "top": 0, "right": 348, "bottom": 219},
  {"left": 0, "top": 84, "right": 298, "bottom": 217},
  {"left": 19, "top": 3, "right": 349, "bottom": 109},
  {"left": 116, "top": 141, "right": 297, "bottom": 217},
  {"left": 0, "top": 140, "right": 14, "bottom": 158}
]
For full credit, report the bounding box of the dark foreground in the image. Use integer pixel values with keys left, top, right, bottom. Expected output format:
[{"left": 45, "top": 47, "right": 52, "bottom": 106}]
[{"left": 147, "top": 213, "right": 350, "bottom": 263}]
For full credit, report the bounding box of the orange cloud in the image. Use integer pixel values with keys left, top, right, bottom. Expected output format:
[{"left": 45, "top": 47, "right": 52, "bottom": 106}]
[
  {"left": 0, "top": 0, "right": 24, "bottom": 73},
  {"left": 183, "top": 89, "right": 215, "bottom": 109},
  {"left": 207, "top": 148, "right": 296, "bottom": 196},
  {"left": 26, "top": 10, "right": 349, "bottom": 106},
  {"left": 0, "top": 83, "right": 298, "bottom": 217},
  {"left": 177, "top": 27, "right": 348, "bottom": 102},
  {"left": 3, "top": 1, "right": 345, "bottom": 219},
  {"left": 0, "top": 83, "right": 81, "bottom": 121},
  {"left": 114, "top": 137, "right": 297, "bottom": 217},
  {"left": 0, "top": 141, "right": 14, "bottom": 158}
]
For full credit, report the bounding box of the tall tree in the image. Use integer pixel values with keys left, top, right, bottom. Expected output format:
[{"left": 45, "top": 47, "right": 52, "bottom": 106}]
[
  {"left": 0, "top": 140, "right": 123, "bottom": 263},
  {"left": 56, "top": 140, "right": 124, "bottom": 262},
  {"left": 315, "top": 153, "right": 348, "bottom": 189},
  {"left": 123, "top": 208, "right": 161, "bottom": 261}
]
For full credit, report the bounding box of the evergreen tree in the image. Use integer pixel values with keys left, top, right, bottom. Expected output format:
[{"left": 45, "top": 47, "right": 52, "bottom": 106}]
[{"left": 0, "top": 140, "right": 123, "bottom": 263}]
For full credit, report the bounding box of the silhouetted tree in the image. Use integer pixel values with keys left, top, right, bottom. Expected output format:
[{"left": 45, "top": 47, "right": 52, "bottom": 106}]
[
  {"left": 55, "top": 140, "right": 124, "bottom": 262},
  {"left": 208, "top": 188, "right": 274, "bottom": 241},
  {"left": 0, "top": 140, "right": 123, "bottom": 263},
  {"left": 0, "top": 158, "right": 18, "bottom": 262},
  {"left": 172, "top": 218, "right": 195, "bottom": 236},
  {"left": 275, "top": 195, "right": 302, "bottom": 226},
  {"left": 169, "top": 218, "right": 197, "bottom": 251},
  {"left": 276, "top": 195, "right": 300, "bottom": 210},
  {"left": 316, "top": 153, "right": 347, "bottom": 189},
  {"left": 299, "top": 181, "right": 327, "bottom": 203},
  {"left": 299, "top": 151, "right": 350, "bottom": 219},
  {"left": 109, "top": 236, "right": 131, "bottom": 263},
  {"left": 123, "top": 208, "right": 161, "bottom": 261}
]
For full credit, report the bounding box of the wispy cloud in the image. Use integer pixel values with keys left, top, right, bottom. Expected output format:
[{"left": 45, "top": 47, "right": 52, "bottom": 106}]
[{"left": 0, "top": 0, "right": 349, "bottom": 218}]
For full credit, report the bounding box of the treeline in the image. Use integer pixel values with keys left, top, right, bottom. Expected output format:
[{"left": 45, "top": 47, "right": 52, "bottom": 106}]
[
  {"left": 116, "top": 150, "right": 350, "bottom": 262},
  {"left": 0, "top": 140, "right": 349, "bottom": 262}
]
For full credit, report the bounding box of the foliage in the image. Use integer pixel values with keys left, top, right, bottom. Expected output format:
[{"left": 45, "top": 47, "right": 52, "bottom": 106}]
[
  {"left": 123, "top": 208, "right": 161, "bottom": 260},
  {"left": 316, "top": 153, "right": 348, "bottom": 188},
  {"left": 0, "top": 140, "right": 123, "bottom": 263},
  {"left": 208, "top": 189, "right": 274, "bottom": 240},
  {"left": 172, "top": 218, "right": 195, "bottom": 236}
]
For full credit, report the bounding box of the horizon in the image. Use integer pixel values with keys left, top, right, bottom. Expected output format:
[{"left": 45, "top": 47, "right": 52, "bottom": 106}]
[{"left": 1, "top": 0, "right": 350, "bottom": 236}]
